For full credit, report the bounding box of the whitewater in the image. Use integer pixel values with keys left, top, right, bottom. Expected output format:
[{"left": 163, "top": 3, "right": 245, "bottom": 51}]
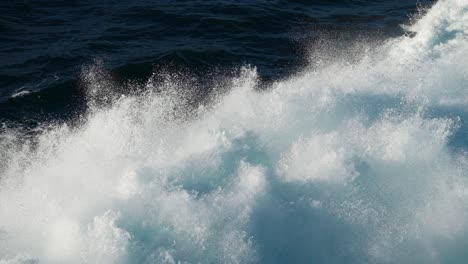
[{"left": 1, "top": 0, "right": 468, "bottom": 263}]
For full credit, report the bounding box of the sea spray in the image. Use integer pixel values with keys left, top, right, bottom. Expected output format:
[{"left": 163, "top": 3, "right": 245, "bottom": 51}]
[{"left": 1, "top": 0, "right": 468, "bottom": 263}]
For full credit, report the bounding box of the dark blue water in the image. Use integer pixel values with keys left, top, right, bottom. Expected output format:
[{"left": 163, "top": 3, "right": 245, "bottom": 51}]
[
  {"left": 0, "top": 0, "right": 429, "bottom": 126},
  {"left": 3, "top": 1, "right": 468, "bottom": 264}
]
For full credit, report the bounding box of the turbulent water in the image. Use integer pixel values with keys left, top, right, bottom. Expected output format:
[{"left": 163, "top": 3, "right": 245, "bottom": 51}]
[{"left": 1, "top": 0, "right": 468, "bottom": 263}]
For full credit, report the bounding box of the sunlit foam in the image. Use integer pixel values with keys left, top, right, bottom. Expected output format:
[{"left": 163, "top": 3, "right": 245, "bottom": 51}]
[{"left": 1, "top": 0, "right": 468, "bottom": 263}]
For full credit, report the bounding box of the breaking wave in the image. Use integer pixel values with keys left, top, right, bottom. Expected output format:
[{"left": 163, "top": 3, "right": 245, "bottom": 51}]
[{"left": 1, "top": 0, "right": 468, "bottom": 263}]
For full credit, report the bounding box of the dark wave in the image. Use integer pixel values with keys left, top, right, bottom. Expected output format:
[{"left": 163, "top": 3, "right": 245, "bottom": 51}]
[{"left": 0, "top": 0, "right": 431, "bottom": 124}]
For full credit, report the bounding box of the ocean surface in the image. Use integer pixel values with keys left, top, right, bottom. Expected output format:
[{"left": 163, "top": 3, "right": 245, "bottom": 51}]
[{"left": 1, "top": 0, "right": 468, "bottom": 263}]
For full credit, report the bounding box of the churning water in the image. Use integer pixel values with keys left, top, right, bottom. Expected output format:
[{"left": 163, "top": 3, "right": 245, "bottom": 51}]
[{"left": 1, "top": 0, "right": 468, "bottom": 263}]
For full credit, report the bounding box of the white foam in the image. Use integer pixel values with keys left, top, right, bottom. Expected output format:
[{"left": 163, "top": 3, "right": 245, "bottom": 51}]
[{"left": 1, "top": 0, "right": 468, "bottom": 263}]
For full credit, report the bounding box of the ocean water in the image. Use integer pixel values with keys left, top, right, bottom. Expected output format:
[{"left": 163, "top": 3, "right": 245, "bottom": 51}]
[{"left": 1, "top": 0, "right": 468, "bottom": 263}]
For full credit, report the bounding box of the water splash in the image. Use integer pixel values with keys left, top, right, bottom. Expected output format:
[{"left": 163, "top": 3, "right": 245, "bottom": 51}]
[{"left": 1, "top": 0, "right": 468, "bottom": 263}]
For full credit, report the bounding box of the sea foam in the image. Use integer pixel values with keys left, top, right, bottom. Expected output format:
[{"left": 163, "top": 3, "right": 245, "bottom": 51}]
[{"left": 1, "top": 0, "right": 468, "bottom": 263}]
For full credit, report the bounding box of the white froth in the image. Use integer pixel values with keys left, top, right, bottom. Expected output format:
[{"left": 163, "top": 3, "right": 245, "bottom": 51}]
[{"left": 1, "top": 0, "right": 468, "bottom": 263}]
